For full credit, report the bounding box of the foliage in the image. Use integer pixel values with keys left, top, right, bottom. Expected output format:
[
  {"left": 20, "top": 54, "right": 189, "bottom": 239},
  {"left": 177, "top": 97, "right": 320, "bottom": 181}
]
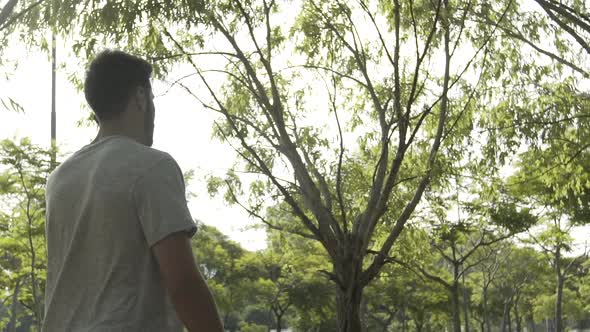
[{"left": 0, "top": 138, "right": 57, "bottom": 331}]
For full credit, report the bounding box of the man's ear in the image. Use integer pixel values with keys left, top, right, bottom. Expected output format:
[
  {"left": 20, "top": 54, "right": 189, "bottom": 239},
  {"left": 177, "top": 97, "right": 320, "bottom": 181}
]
[{"left": 134, "top": 86, "right": 148, "bottom": 113}]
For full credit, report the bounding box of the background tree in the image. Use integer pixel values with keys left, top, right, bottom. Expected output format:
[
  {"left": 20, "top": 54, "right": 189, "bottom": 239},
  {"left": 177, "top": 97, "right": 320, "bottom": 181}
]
[
  {"left": 509, "top": 145, "right": 590, "bottom": 332},
  {"left": 389, "top": 187, "right": 535, "bottom": 332},
  {"left": 191, "top": 222, "right": 256, "bottom": 331},
  {"left": 469, "top": 242, "right": 509, "bottom": 332},
  {"left": 364, "top": 228, "right": 448, "bottom": 332},
  {"left": 491, "top": 246, "right": 548, "bottom": 332},
  {"left": 0, "top": 138, "right": 57, "bottom": 332}
]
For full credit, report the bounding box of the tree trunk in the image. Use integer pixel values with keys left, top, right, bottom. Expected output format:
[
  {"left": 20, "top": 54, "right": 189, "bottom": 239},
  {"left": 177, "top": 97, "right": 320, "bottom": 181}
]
[
  {"left": 507, "top": 307, "right": 512, "bottom": 332},
  {"left": 275, "top": 310, "right": 283, "bottom": 332},
  {"left": 483, "top": 286, "right": 491, "bottom": 332},
  {"left": 555, "top": 274, "right": 564, "bottom": 332},
  {"left": 527, "top": 318, "right": 537, "bottom": 332},
  {"left": 450, "top": 282, "right": 462, "bottom": 332},
  {"left": 416, "top": 319, "right": 424, "bottom": 332},
  {"left": 528, "top": 318, "right": 536, "bottom": 332},
  {"left": 544, "top": 318, "right": 548, "bottom": 332},
  {"left": 463, "top": 272, "right": 470, "bottom": 332},
  {"left": 334, "top": 252, "right": 367, "bottom": 332},
  {"left": 336, "top": 282, "right": 365, "bottom": 332},
  {"left": 513, "top": 297, "right": 522, "bottom": 332},
  {"left": 501, "top": 299, "right": 511, "bottom": 332},
  {"left": 7, "top": 279, "right": 22, "bottom": 332},
  {"left": 555, "top": 244, "right": 564, "bottom": 332}
]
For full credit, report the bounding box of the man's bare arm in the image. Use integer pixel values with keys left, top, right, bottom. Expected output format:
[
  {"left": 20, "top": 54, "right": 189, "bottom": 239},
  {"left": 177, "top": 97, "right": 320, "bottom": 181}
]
[{"left": 152, "top": 231, "right": 224, "bottom": 332}]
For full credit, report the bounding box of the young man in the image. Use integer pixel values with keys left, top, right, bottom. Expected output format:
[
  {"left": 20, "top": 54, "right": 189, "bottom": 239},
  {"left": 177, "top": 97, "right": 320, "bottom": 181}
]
[{"left": 42, "top": 50, "right": 224, "bottom": 332}]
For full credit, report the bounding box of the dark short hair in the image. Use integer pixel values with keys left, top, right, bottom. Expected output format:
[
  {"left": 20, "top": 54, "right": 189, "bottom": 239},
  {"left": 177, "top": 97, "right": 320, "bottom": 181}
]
[{"left": 84, "top": 50, "right": 153, "bottom": 121}]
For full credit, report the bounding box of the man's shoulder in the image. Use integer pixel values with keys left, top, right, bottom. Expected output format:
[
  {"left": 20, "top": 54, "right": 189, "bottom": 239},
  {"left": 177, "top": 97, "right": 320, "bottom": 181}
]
[
  {"left": 109, "top": 138, "right": 177, "bottom": 177},
  {"left": 124, "top": 140, "right": 172, "bottom": 165},
  {"left": 49, "top": 137, "right": 176, "bottom": 185}
]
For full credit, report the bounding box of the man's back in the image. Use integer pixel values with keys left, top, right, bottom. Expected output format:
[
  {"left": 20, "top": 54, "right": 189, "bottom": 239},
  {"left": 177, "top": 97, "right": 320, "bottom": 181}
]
[{"left": 43, "top": 135, "right": 197, "bottom": 332}]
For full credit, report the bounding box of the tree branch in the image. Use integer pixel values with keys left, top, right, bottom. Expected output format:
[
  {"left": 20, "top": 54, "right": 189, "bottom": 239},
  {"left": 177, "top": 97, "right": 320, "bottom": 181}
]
[
  {"left": 361, "top": 0, "right": 452, "bottom": 286},
  {"left": 0, "top": 0, "right": 44, "bottom": 32},
  {"left": 0, "top": 0, "right": 18, "bottom": 29}
]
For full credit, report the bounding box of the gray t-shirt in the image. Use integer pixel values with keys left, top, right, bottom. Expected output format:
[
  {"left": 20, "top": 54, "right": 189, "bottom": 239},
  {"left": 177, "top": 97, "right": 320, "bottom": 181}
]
[{"left": 42, "top": 135, "right": 197, "bottom": 332}]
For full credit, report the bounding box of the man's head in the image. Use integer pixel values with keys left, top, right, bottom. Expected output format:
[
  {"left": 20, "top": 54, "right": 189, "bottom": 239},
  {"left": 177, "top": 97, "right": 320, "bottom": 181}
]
[{"left": 84, "top": 50, "right": 155, "bottom": 146}]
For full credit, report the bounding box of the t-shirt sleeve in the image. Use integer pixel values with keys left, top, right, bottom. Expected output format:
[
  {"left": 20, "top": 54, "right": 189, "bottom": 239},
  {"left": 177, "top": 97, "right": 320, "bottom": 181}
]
[{"left": 133, "top": 156, "right": 197, "bottom": 247}]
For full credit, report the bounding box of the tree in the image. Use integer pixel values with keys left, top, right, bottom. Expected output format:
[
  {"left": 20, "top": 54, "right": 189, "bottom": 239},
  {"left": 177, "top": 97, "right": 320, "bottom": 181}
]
[
  {"left": 2, "top": 0, "right": 588, "bottom": 330},
  {"left": 392, "top": 226, "right": 503, "bottom": 332},
  {"left": 389, "top": 185, "right": 536, "bottom": 332},
  {"left": 469, "top": 242, "right": 509, "bottom": 332},
  {"left": 190, "top": 221, "right": 335, "bottom": 331},
  {"left": 526, "top": 220, "right": 588, "bottom": 332},
  {"left": 261, "top": 227, "right": 335, "bottom": 332},
  {"left": 577, "top": 258, "right": 590, "bottom": 328},
  {"left": 0, "top": 138, "right": 57, "bottom": 331},
  {"left": 0, "top": 0, "right": 47, "bottom": 47},
  {"left": 364, "top": 233, "right": 448, "bottom": 332},
  {"left": 492, "top": 247, "right": 548, "bottom": 332},
  {"left": 191, "top": 0, "right": 496, "bottom": 328},
  {"left": 190, "top": 222, "right": 254, "bottom": 331},
  {"left": 509, "top": 141, "right": 590, "bottom": 332}
]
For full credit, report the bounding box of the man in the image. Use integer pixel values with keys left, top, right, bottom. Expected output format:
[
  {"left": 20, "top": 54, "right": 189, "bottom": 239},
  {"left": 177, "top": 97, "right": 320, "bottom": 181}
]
[{"left": 42, "top": 50, "right": 224, "bottom": 332}]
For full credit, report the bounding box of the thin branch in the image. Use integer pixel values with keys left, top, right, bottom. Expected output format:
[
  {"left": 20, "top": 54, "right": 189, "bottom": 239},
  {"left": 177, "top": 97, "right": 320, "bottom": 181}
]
[
  {"left": 470, "top": 14, "right": 588, "bottom": 77},
  {"left": 405, "top": 0, "right": 442, "bottom": 115},
  {"left": 263, "top": 0, "right": 274, "bottom": 60},
  {"left": 534, "top": 0, "right": 590, "bottom": 45},
  {"left": 331, "top": 75, "right": 348, "bottom": 233},
  {"left": 288, "top": 108, "right": 334, "bottom": 216},
  {"left": 147, "top": 51, "right": 239, "bottom": 62},
  {"left": 224, "top": 179, "right": 317, "bottom": 241},
  {"left": 191, "top": 61, "right": 326, "bottom": 245},
  {"left": 450, "top": 0, "right": 473, "bottom": 57},
  {"left": 478, "top": 113, "right": 590, "bottom": 133},
  {"left": 361, "top": 0, "right": 452, "bottom": 286},
  {"left": 538, "top": 2, "right": 590, "bottom": 55},
  {"left": 507, "top": 141, "right": 590, "bottom": 186},
  {"left": 459, "top": 232, "right": 514, "bottom": 265},
  {"left": 386, "top": 255, "right": 452, "bottom": 289},
  {"left": 357, "top": 0, "right": 395, "bottom": 68},
  {"left": 0, "top": 0, "right": 18, "bottom": 29},
  {"left": 0, "top": 0, "right": 44, "bottom": 32},
  {"left": 539, "top": 0, "right": 590, "bottom": 24},
  {"left": 442, "top": 46, "right": 489, "bottom": 142},
  {"left": 335, "top": 0, "right": 367, "bottom": 67},
  {"left": 432, "top": 242, "right": 454, "bottom": 263},
  {"left": 309, "top": 0, "right": 384, "bottom": 116},
  {"left": 181, "top": 82, "right": 280, "bottom": 149},
  {"left": 292, "top": 64, "right": 368, "bottom": 87}
]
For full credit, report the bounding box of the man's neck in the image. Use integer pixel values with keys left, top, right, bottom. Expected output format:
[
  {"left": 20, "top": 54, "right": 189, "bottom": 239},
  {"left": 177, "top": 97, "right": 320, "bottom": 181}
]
[{"left": 93, "top": 127, "right": 145, "bottom": 146}]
